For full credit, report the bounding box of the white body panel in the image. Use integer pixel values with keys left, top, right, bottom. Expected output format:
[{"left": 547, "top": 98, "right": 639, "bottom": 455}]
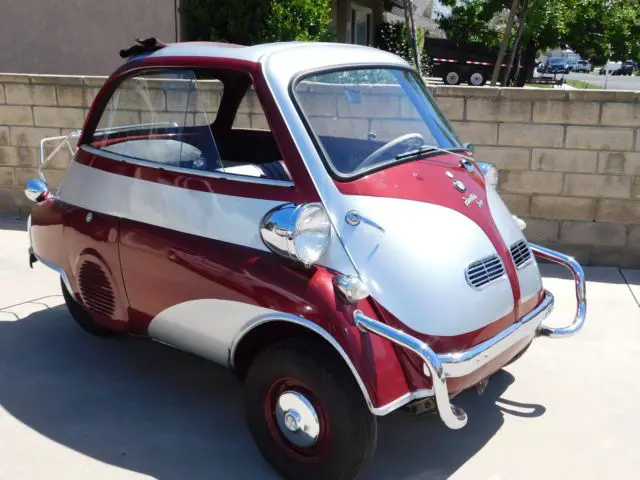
[
  {"left": 148, "top": 299, "right": 273, "bottom": 364},
  {"left": 58, "top": 159, "right": 357, "bottom": 275},
  {"left": 333, "top": 195, "right": 514, "bottom": 336},
  {"left": 146, "top": 299, "right": 379, "bottom": 414}
]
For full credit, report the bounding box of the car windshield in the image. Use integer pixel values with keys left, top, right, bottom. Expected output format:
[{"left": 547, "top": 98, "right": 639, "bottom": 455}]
[
  {"left": 292, "top": 67, "right": 461, "bottom": 179},
  {"left": 550, "top": 58, "right": 564, "bottom": 65}
]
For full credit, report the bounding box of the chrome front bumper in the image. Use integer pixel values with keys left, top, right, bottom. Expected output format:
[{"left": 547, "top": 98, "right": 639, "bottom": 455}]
[{"left": 355, "top": 243, "right": 587, "bottom": 429}]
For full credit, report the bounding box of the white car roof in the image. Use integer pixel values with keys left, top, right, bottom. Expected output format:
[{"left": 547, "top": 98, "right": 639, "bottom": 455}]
[{"left": 147, "top": 41, "right": 409, "bottom": 73}]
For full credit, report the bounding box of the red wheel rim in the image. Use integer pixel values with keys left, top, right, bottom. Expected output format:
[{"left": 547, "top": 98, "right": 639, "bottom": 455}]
[{"left": 263, "top": 377, "right": 331, "bottom": 462}]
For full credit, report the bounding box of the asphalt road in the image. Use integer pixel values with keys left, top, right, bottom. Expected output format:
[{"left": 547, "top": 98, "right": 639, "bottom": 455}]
[
  {"left": 2, "top": 217, "right": 640, "bottom": 480},
  {"left": 562, "top": 71, "right": 640, "bottom": 91}
]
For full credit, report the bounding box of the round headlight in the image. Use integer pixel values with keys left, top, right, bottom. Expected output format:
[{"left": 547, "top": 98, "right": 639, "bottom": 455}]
[
  {"left": 260, "top": 203, "right": 331, "bottom": 267},
  {"left": 477, "top": 161, "right": 499, "bottom": 189},
  {"left": 292, "top": 204, "right": 331, "bottom": 266}
]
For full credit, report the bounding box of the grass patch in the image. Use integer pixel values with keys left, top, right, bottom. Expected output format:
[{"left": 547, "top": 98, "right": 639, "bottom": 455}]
[
  {"left": 525, "top": 83, "right": 553, "bottom": 88},
  {"left": 566, "top": 79, "right": 603, "bottom": 90}
]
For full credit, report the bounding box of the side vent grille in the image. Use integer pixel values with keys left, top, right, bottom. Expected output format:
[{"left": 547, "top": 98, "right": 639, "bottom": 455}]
[
  {"left": 78, "top": 261, "right": 115, "bottom": 319},
  {"left": 465, "top": 255, "right": 506, "bottom": 289},
  {"left": 510, "top": 240, "right": 532, "bottom": 268}
]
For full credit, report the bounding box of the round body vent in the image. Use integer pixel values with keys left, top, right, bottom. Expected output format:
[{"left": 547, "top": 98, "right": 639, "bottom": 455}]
[{"left": 78, "top": 260, "right": 116, "bottom": 319}]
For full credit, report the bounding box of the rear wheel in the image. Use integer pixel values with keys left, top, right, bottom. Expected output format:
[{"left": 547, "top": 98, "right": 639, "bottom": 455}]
[
  {"left": 444, "top": 70, "right": 461, "bottom": 85},
  {"left": 244, "top": 341, "right": 377, "bottom": 480},
  {"left": 61, "top": 278, "right": 117, "bottom": 337},
  {"left": 468, "top": 71, "right": 486, "bottom": 86}
]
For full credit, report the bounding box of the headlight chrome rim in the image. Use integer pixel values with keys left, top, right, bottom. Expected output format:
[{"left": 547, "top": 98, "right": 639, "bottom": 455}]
[{"left": 260, "top": 202, "right": 331, "bottom": 267}]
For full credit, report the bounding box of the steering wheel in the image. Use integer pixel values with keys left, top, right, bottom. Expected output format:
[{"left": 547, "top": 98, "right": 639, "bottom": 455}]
[{"left": 357, "top": 133, "right": 425, "bottom": 170}]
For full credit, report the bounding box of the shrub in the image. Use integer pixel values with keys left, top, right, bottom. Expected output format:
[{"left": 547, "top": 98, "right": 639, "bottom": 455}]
[
  {"left": 183, "top": 0, "right": 334, "bottom": 44},
  {"left": 374, "top": 21, "right": 431, "bottom": 76},
  {"left": 263, "top": 0, "right": 334, "bottom": 42}
]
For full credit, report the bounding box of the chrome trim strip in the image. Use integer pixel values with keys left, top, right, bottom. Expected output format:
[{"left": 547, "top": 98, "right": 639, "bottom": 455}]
[
  {"left": 79, "top": 145, "right": 295, "bottom": 188},
  {"left": 354, "top": 311, "right": 469, "bottom": 430},
  {"left": 530, "top": 243, "right": 587, "bottom": 338},
  {"left": 355, "top": 292, "right": 554, "bottom": 427},
  {"left": 32, "top": 252, "right": 77, "bottom": 303},
  {"left": 439, "top": 292, "right": 554, "bottom": 376},
  {"left": 355, "top": 243, "right": 587, "bottom": 426},
  {"left": 228, "top": 313, "right": 377, "bottom": 415},
  {"left": 354, "top": 292, "right": 554, "bottom": 429}
]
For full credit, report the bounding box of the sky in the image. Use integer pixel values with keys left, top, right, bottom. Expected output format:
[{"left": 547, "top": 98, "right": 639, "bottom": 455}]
[{"left": 433, "top": 0, "right": 451, "bottom": 18}]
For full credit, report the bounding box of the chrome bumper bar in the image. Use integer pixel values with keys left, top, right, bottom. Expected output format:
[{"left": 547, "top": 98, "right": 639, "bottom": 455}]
[
  {"left": 355, "top": 243, "right": 587, "bottom": 430},
  {"left": 529, "top": 243, "right": 587, "bottom": 338}
]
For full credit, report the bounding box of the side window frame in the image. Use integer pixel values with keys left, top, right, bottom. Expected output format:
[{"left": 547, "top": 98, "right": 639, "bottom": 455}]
[{"left": 80, "top": 66, "right": 295, "bottom": 189}]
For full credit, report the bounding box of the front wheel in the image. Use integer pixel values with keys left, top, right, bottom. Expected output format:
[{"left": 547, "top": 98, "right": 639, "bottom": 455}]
[{"left": 244, "top": 342, "right": 377, "bottom": 480}]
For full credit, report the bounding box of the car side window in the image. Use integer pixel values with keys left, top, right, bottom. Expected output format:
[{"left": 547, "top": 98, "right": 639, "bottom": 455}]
[
  {"left": 90, "top": 70, "right": 221, "bottom": 171},
  {"left": 88, "top": 69, "right": 292, "bottom": 184}
]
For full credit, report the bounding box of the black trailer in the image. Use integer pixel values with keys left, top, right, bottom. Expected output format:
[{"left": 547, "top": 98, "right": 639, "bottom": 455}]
[{"left": 424, "top": 38, "right": 515, "bottom": 86}]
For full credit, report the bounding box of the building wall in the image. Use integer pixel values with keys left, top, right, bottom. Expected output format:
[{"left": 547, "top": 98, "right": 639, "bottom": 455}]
[
  {"left": 0, "top": 73, "right": 638, "bottom": 267},
  {"left": 0, "top": 0, "right": 178, "bottom": 75}
]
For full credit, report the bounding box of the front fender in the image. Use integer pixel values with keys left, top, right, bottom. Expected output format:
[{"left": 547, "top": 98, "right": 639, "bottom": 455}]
[
  {"left": 144, "top": 264, "right": 413, "bottom": 415},
  {"left": 226, "top": 267, "right": 413, "bottom": 415}
]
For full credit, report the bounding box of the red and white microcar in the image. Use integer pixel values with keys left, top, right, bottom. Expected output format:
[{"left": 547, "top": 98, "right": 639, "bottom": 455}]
[{"left": 26, "top": 39, "right": 587, "bottom": 479}]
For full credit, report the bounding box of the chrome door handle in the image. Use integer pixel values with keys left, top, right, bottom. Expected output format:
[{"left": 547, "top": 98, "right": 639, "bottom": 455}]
[{"left": 345, "top": 211, "right": 385, "bottom": 233}]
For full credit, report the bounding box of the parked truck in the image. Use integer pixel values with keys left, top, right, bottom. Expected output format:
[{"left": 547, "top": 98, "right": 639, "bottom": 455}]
[{"left": 423, "top": 38, "right": 515, "bottom": 86}]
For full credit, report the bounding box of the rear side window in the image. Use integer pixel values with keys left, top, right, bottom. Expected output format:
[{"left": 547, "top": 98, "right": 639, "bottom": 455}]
[
  {"left": 86, "top": 69, "right": 292, "bottom": 184},
  {"left": 89, "top": 70, "right": 221, "bottom": 169}
]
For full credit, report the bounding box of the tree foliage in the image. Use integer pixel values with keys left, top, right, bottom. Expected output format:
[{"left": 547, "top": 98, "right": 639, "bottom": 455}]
[
  {"left": 438, "top": 0, "right": 640, "bottom": 64},
  {"left": 375, "top": 21, "right": 431, "bottom": 75},
  {"left": 183, "top": 0, "right": 334, "bottom": 45},
  {"left": 438, "top": 0, "right": 509, "bottom": 45}
]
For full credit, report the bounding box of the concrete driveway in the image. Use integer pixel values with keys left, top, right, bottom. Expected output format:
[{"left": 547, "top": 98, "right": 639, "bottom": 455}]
[{"left": 1, "top": 217, "right": 639, "bottom": 480}]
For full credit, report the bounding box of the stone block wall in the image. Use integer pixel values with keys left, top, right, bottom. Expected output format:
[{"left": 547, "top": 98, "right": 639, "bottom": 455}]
[
  {"left": 0, "top": 74, "right": 105, "bottom": 215},
  {"left": 0, "top": 73, "right": 638, "bottom": 267}
]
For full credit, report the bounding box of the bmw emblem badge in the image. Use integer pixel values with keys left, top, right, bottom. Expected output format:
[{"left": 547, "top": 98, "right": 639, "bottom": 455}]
[{"left": 453, "top": 179, "right": 466, "bottom": 192}]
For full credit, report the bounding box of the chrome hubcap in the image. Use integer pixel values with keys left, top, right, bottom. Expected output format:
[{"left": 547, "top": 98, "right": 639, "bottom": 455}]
[
  {"left": 446, "top": 72, "right": 459, "bottom": 84},
  {"left": 275, "top": 391, "right": 320, "bottom": 447}
]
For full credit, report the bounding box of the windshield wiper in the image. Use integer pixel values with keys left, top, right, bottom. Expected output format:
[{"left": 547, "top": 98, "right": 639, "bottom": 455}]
[
  {"left": 395, "top": 145, "right": 475, "bottom": 169},
  {"left": 396, "top": 145, "right": 469, "bottom": 161}
]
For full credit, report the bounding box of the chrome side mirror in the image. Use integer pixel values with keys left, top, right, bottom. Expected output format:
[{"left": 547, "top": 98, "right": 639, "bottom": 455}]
[
  {"left": 463, "top": 142, "right": 474, "bottom": 154},
  {"left": 25, "top": 178, "right": 49, "bottom": 203}
]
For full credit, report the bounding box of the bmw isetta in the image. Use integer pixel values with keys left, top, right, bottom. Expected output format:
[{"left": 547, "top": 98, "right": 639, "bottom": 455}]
[{"left": 25, "top": 39, "right": 587, "bottom": 479}]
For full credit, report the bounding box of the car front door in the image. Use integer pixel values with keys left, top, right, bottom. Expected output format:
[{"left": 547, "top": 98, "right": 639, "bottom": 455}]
[{"left": 79, "top": 64, "right": 318, "bottom": 358}]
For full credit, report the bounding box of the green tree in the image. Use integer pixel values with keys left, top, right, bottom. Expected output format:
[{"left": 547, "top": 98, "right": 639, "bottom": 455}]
[
  {"left": 183, "top": 0, "right": 334, "bottom": 45},
  {"left": 437, "top": 0, "right": 508, "bottom": 45},
  {"left": 438, "top": 0, "right": 640, "bottom": 77}
]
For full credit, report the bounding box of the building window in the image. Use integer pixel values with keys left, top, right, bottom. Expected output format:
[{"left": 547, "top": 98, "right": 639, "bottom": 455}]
[{"left": 351, "top": 3, "right": 372, "bottom": 45}]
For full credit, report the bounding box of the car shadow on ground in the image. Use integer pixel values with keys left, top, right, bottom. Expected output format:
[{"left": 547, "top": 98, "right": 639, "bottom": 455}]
[{"left": 0, "top": 305, "right": 545, "bottom": 480}]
